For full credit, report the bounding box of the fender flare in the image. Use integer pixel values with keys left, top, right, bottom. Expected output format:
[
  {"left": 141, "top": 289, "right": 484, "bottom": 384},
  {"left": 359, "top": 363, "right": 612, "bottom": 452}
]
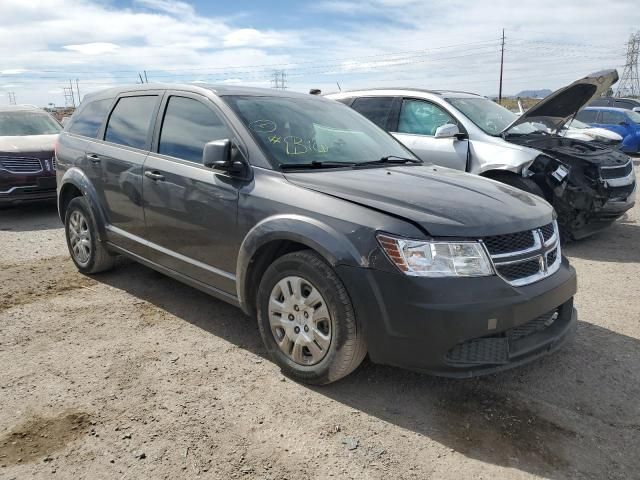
[
  {"left": 235, "top": 214, "right": 365, "bottom": 314},
  {"left": 58, "top": 167, "right": 108, "bottom": 241}
]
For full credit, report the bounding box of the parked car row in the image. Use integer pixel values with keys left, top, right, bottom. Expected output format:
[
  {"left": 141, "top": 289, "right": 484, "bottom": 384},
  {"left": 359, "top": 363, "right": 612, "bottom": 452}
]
[{"left": 0, "top": 70, "right": 635, "bottom": 384}]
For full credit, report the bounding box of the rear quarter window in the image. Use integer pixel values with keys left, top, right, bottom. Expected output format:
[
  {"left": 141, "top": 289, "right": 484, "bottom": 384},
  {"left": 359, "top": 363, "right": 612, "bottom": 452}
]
[
  {"left": 67, "top": 98, "right": 113, "bottom": 138},
  {"left": 350, "top": 96, "right": 395, "bottom": 129}
]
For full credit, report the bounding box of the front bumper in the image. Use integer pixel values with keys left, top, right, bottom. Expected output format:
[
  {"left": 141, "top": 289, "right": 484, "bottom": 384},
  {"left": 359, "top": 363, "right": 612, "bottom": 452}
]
[
  {"left": 0, "top": 172, "right": 57, "bottom": 205},
  {"left": 337, "top": 258, "right": 577, "bottom": 377}
]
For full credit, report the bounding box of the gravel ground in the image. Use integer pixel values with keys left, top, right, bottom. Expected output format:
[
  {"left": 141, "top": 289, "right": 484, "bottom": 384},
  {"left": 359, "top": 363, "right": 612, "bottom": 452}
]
[{"left": 1, "top": 167, "right": 639, "bottom": 479}]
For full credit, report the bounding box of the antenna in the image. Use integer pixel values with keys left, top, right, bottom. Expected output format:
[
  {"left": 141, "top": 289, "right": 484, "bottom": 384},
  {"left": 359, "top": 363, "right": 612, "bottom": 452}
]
[
  {"left": 498, "top": 28, "right": 505, "bottom": 104},
  {"left": 616, "top": 31, "right": 640, "bottom": 98}
]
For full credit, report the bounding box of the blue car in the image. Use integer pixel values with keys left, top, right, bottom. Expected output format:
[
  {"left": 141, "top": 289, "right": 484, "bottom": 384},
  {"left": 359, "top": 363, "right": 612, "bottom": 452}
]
[{"left": 576, "top": 106, "right": 640, "bottom": 153}]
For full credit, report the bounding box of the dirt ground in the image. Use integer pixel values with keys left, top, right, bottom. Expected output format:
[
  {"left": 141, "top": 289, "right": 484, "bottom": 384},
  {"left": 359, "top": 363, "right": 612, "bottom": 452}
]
[{"left": 1, "top": 167, "right": 639, "bottom": 479}]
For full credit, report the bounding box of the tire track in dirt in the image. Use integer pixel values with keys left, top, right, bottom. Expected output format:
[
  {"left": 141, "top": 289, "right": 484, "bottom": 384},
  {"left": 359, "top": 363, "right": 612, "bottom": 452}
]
[{"left": 0, "top": 256, "right": 96, "bottom": 312}]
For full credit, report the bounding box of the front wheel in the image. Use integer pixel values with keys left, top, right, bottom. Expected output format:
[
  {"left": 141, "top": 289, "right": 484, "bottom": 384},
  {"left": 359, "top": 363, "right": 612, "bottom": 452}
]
[
  {"left": 489, "top": 171, "right": 546, "bottom": 199},
  {"left": 256, "top": 250, "right": 367, "bottom": 385}
]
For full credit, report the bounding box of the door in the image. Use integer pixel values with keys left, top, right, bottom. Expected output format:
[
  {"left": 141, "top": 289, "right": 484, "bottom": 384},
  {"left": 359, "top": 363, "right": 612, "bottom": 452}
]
[
  {"left": 142, "top": 93, "right": 240, "bottom": 294},
  {"left": 391, "top": 98, "right": 468, "bottom": 171},
  {"left": 86, "top": 93, "right": 161, "bottom": 252}
]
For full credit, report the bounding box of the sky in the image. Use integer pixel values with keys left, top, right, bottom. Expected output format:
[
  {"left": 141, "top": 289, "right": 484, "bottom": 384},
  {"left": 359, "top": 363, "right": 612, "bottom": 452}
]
[{"left": 1, "top": 0, "right": 639, "bottom": 107}]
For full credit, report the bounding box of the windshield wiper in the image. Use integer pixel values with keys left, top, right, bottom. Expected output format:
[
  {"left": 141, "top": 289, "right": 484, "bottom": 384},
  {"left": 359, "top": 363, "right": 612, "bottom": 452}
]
[
  {"left": 355, "top": 155, "right": 423, "bottom": 167},
  {"left": 279, "top": 161, "right": 358, "bottom": 170}
]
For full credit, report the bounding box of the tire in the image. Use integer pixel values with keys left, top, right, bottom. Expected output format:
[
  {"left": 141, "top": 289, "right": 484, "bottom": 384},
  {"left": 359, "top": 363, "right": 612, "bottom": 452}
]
[
  {"left": 256, "top": 250, "right": 367, "bottom": 385},
  {"left": 490, "top": 172, "right": 546, "bottom": 199},
  {"left": 64, "top": 196, "right": 116, "bottom": 274}
]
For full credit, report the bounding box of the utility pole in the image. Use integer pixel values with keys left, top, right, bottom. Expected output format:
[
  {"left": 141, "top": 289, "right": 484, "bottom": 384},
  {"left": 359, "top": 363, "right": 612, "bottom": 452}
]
[
  {"left": 144, "top": 70, "right": 148, "bottom": 83},
  {"left": 616, "top": 31, "right": 640, "bottom": 98},
  {"left": 498, "top": 28, "right": 505, "bottom": 104},
  {"left": 68, "top": 79, "right": 76, "bottom": 107},
  {"left": 138, "top": 73, "right": 144, "bottom": 84},
  {"left": 7, "top": 92, "right": 16, "bottom": 105},
  {"left": 75, "top": 79, "right": 81, "bottom": 103}
]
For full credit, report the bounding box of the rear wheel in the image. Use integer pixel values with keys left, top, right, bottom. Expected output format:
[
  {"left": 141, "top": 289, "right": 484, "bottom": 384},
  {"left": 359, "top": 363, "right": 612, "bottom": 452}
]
[
  {"left": 64, "top": 196, "right": 115, "bottom": 274},
  {"left": 256, "top": 250, "right": 367, "bottom": 385}
]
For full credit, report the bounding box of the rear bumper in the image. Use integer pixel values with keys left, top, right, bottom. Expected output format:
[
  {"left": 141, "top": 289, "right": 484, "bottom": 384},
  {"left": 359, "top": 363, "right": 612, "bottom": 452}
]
[{"left": 336, "top": 258, "right": 577, "bottom": 377}]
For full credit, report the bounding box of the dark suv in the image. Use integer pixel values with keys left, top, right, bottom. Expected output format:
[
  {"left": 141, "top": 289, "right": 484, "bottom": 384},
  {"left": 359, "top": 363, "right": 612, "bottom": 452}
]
[
  {"left": 56, "top": 84, "right": 577, "bottom": 384},
  {"left": 1, "top": 105, "right": 62, "bottom": 205}
]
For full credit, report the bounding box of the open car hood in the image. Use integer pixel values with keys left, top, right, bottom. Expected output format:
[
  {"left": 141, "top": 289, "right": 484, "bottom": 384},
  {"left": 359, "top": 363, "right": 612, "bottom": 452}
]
[{"left": 501, "top": 69, "right": 619, "bottom": 134}]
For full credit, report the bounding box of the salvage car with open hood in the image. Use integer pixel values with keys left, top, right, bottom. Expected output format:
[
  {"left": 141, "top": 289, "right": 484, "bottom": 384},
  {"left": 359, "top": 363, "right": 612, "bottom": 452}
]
[{"left": 328, "top": 70, "right": 636, "bottom": 240}]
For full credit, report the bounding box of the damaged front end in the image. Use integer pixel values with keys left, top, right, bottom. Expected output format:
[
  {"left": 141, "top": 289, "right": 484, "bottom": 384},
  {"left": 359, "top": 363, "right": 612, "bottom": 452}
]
[{"left": 515, "top": 136, "right": 636, "bottom": 239}]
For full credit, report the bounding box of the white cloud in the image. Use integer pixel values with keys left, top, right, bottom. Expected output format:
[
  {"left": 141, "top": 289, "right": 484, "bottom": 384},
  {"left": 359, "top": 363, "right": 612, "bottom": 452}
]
[
  {"left": 1, "top": 68, "right": 27, "bottom": 75},
  {"left": 223, "top": 28, "right": 290, "bottom": 48},
  {"left": 64, "top": 42, "right": 120, "bottom": 55}
]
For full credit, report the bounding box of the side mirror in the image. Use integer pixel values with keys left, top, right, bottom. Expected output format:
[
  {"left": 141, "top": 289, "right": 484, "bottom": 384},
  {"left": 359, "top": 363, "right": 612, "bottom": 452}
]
[
  {"left": 203, "top": 139, "right": 247, "bottom": 177},
  {"left": 434, "top": 123, "right": 462, "bottom": 139},
  {"left": 632, "top": 107, "right": 640, "bottom": 113},
  {"left": 618, "top": 121, "right": 629, "bottom": 126}
]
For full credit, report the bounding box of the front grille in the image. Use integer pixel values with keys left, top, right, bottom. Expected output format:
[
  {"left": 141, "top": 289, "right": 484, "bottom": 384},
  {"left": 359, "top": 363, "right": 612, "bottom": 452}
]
[
  {"left": 446, "top": 309, "right": 559, "bottom": 365},
  {"left": 482, "top": 230, "right": 535, "bottom": 256},
  {"left": 483, "top": 221, "right": 560, "bottom": 287},
  {"left": 496, "top": 259, "right": 541, "bottom": 281},
  {"left": 540, "top": 223, "right": 555, "bottom": 242},
  {"left": 0, "top": 157, "right": 43, "bottom": 174},
  {"left": 600, "top": 161, "right": 633, "bottom": 180}
]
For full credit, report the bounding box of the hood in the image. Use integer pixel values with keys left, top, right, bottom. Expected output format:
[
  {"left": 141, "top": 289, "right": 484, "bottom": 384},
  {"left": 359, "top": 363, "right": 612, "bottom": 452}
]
[
  {"left": 285, "top": 166, "right": 553, "bottom": 237},
  {"left": 0, "top": 134, "right": 58, "bottom": 154},
  {"left": 502, "top": 69, "right": 619, "bottom": 134}
]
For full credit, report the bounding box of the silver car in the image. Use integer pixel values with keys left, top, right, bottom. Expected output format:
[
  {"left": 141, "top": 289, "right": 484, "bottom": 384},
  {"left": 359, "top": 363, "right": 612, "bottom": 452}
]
[{"left": 327, "top": 70, "right": 636, "bottom": 239}]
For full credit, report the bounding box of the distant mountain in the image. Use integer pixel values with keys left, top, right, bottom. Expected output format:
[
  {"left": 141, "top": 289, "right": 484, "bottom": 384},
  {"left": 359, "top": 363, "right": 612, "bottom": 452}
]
[{"left": 513, "top": 89, "right": 552, "bottom": 99}]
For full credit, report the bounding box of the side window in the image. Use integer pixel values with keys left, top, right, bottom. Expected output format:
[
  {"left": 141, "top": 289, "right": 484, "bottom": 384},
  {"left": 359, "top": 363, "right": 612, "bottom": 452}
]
[
  {"left": 589, "top": 98, "right": 609, "bottom": 107},
  {"left": 67, "top": 98, "right": 113, "bottom": 138},
  {"left": 350, "top": 97, "right": 394, "bottom": 129},
  {"left": 576, "top": 109, "right": 598, "bottom": 123},
  {"left": 398, "top": 99, "right": 455, "bottom": 136},
  {"left": 104, "top": 96, "right": 158, "bottom": 149},
  {"left": 600, "top": 110, "right": 626, "bottom": 125},
  {"left": 158, "top": 96, "right": 231, "bottom": 163}
]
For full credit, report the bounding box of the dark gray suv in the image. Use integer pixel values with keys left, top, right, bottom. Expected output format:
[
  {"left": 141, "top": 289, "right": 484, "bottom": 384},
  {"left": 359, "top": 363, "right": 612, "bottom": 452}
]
[{"left": 56, "top": 84, "right": 577, "bottom": 384}]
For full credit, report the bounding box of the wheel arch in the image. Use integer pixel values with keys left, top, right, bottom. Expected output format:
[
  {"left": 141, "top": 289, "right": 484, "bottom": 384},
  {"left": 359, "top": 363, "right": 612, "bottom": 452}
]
[
  {"left": 236, "top": 214, "right": 364, "bottom": 317},
  {"left": 58, "top": 167, "right": 108, "bottom": 241}
]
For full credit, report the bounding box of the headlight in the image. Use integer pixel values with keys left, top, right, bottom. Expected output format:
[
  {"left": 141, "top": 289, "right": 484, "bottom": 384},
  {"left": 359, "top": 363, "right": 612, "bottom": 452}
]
[{"left": 377, "top": 234, "right": 494, "bottom": 277}]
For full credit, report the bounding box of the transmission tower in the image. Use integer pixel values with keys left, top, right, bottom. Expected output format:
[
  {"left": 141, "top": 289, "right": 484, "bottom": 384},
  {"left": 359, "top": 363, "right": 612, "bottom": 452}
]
[
  {"left": 7, "top": 92, "right": 16, "bottom": 105},
  {"left": 616, "top": 32, "right": 640, "bottom": 98},
  {"left": 63, "top": 87, "right": 76, "bottom": 107},
  {"left": 271, "top": 70, "right": 287, "bottom": 90}
]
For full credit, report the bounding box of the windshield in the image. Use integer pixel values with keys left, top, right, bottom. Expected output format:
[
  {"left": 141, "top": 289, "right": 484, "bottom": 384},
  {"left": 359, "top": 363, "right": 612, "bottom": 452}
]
[
  {"left": 0, "top": 111, "right": 62, "bottom": 136},
  {"left": 223, "top": 95, "right": 416, "bottom": 167},
  {"left": 446, "top": 97, "right": 545, "bottom": 136}
]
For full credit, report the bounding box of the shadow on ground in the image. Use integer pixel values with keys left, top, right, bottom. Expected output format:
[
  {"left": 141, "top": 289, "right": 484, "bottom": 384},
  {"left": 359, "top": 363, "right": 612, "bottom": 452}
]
[
  {"left": 564, "top": 214, "right": 640, "bottom": 263},
  {"left": 0, "top": 202, "right": 60, "bottom": 232},
  {"left": 97, "top": 261, "right": 640, "bottom": 480}
]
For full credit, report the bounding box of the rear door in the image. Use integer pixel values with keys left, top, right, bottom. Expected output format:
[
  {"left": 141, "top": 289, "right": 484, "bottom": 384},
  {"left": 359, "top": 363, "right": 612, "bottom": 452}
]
[
  {"left": 391, "top": 98, "right": 468, "bottom": 171},
  {"left": 87, "top": 92, "right": 162, "bottom": 253},
  {"left": 141, "top": 92, "right": 240, "bottom": 294}
]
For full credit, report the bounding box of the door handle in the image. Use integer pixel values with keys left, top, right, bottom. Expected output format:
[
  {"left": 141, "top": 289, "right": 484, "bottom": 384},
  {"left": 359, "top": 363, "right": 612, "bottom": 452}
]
[
  {"left": 86, "top": 153, "right": 101, "bottom": 163},
  {"left": 144, "top": 170, "right": 165, "bottom": 181}
]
